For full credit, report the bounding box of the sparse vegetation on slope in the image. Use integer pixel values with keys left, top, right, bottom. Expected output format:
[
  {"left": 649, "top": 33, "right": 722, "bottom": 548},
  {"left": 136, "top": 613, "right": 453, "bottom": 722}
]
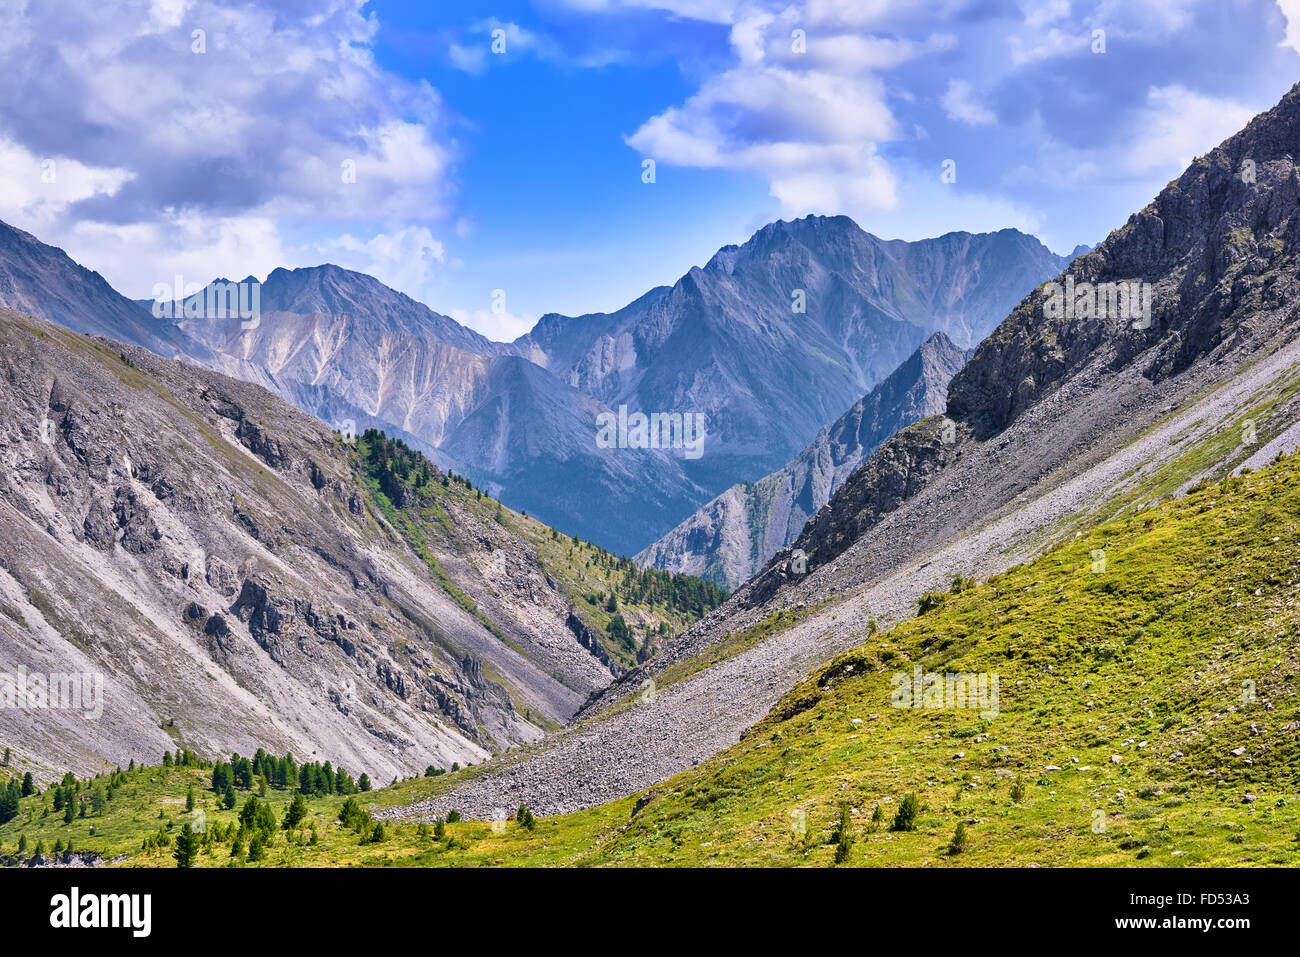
[{"left": 9, "top": 448, "right": 1296, "bottom": 866}]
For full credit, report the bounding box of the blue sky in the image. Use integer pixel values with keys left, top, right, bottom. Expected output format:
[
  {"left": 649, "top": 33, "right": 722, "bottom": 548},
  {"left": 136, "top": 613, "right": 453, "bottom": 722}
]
[{"left": 0, "top": 0, "right": 1297, "bottom": 340}]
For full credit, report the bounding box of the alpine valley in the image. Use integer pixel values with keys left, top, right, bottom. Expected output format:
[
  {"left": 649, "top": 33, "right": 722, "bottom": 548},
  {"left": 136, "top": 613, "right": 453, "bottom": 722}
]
[{"left": 3, "top": 72, "right": 1300, "bottom": 873}]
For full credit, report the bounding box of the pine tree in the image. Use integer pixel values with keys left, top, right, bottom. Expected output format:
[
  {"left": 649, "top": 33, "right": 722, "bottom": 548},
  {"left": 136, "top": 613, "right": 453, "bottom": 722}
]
[
  {"left": 832, "top": 803, "right": 853, "bottom": 864},
  {"left": 173, "top": 823, "right": 200, "bottom": 868},
  {"left": 948, "top": 821, "right": 970, "bottom": 855},
  {"left": 0, "top": 782, "right": 19, "bottom": 825},
  {"left": 891, "top": 793, "right": 920, "bottom": 832},
  {"left": 283, "top": 794, "right": 308, "bottom": 831}
]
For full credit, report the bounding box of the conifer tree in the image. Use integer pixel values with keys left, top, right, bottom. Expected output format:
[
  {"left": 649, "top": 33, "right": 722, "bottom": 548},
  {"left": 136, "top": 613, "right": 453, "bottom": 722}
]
[{"left": 173, "top": 823, "right": 200, "bottom": 868}]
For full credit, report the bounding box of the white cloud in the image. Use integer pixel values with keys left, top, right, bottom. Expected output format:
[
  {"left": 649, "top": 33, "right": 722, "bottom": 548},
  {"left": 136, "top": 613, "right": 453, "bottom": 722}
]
[
  {"left": 449, "top": 307, "right": 536, "bottom": 342},
  {"left": 0, "top": 0, "right": 456, "bottom": 300},
  {"left": 296, "top": 227, "right": 447, "bottom": 297},
  {"left": 449, "top": 18, "right": 584, "bottom": 73},
  {"left": 624, "top": 3, "right": 948, "bottom": 217},
  {"left": 941, "top": 79, "right": 995, "bottom": 125},
  {"left": 1122, "top": 85, "right": 1256, "bottom": 176},
  {"left": 448, "top": 42, "right": 488, "bottom": 74},
  {"left": 61, "top": 214, "right": 288, "bottom": 296},
  {"left": 1278, "top": 0, "right": 1300, "bottom": 53},
  {"left": 0, "top": 139, "right": 134, "bottom": 232},
  {"left": 558, "top": 0, "right": 737, "bottom": 22}
]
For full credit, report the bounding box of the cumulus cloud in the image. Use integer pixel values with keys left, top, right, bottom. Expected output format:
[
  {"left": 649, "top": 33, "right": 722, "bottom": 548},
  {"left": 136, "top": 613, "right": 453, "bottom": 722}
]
[
  {"left": 295, "top": 227, "right": 448, "bottom": 297},
  {"left": 447, "top": 17, "right": 624, "bottom": 73},
  {"left": 0, "top": 0, "right": 455, "bottom": 297},
  {"left": 1121, "top": 85, "right": 1257, "bottom": 176},
  {"left": 1278, "top": 0, "right": 1300, "bottom": 53},
  {"left": 622, "top": 3, "right": 958, "bottom": 216}
]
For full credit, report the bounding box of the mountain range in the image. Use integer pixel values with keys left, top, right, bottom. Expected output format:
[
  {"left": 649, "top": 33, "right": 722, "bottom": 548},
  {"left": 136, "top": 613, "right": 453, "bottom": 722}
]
[{"left": 0, "top": 216, "right": 1079, "bottom": 556}]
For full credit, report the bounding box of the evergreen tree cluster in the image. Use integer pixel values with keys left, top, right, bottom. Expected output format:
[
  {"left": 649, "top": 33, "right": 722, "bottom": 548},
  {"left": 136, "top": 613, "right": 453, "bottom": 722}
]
[
  {"left": 581, "top": 548, "right": 726, "bottom": 618},
  {"left": 209, "top": 749, "right": 364, "bottom": 798},
  {"left": 358, "top": 428, "right": 441, "bottom": 503}
]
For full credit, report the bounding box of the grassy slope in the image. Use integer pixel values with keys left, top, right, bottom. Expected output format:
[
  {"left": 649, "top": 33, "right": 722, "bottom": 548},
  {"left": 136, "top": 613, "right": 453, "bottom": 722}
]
[{"left": 5, "top": 449, "right": 1299, "bottom": 867}]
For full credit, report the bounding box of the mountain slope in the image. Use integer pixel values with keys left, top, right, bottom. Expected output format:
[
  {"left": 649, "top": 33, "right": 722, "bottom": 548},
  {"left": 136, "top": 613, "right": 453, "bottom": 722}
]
[
  {"left": 0, "top": 219, "right": 205, "bottom": 361},
  {"left": 6, "top": 449, "right": 1295, "bottom": 867},
  {"left": 0, "top": 309, "right": 719, "bottom": 782},
  {"left": 638, "top": 332, "right": 971, "bottom": 588}
]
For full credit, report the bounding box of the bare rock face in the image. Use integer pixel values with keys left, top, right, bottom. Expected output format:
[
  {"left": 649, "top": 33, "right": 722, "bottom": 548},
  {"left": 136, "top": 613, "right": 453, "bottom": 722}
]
[
  {"left": 565, "top": 612, "right": 628, "bottom": 679},
  {"left": 638, "top": 332, "right": 972, "bottom": 589},
  {"left": 204, "top": 557, "right": 238, "bottom": 597},
  {"left": 0, "top": 309, "right": 643, "bottom": 781}
]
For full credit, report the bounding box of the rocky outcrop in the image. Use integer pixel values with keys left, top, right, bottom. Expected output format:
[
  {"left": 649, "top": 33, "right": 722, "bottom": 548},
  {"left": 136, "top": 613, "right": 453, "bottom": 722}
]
[
  {"left": 948, "top": 86, "right": 1300, "bottom": 437},
  {"left": 235, "top": 418, "right": 291, "bottom": 470},
  {"left": 566, "top": 612, "right": 628, "bottom": 679}
]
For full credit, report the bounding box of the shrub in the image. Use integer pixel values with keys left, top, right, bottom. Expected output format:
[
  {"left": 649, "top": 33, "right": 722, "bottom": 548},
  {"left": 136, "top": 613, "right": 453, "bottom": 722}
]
[{"left": 917, "top": 592, "right": 946, "bottom": 615}]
